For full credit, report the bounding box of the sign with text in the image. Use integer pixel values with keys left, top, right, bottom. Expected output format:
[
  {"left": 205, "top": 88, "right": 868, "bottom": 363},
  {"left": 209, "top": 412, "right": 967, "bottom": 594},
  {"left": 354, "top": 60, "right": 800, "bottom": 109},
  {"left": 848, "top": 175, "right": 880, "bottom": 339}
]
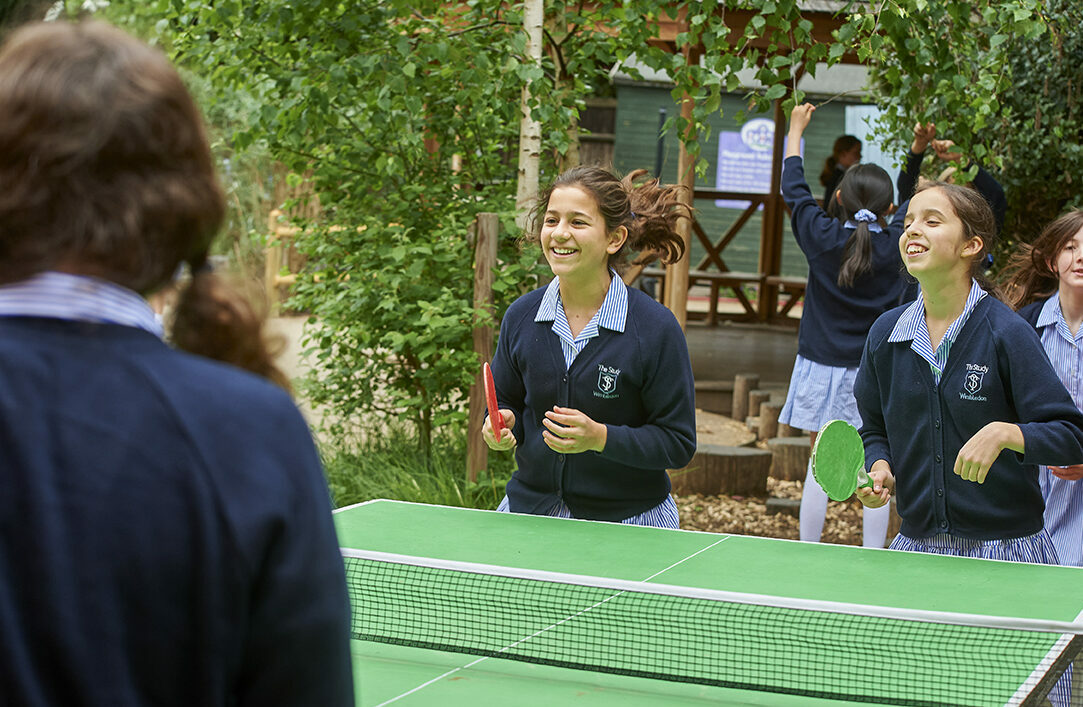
[{"left": 714, "top": 118, "right": 801, "bottom": 210}]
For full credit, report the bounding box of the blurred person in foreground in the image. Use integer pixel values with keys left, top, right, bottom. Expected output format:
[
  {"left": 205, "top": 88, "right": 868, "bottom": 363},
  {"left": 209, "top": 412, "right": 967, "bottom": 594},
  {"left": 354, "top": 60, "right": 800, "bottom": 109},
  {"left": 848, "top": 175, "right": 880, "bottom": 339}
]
[{"left": 0, "top": 20, "right": 353, "bottom": 707}]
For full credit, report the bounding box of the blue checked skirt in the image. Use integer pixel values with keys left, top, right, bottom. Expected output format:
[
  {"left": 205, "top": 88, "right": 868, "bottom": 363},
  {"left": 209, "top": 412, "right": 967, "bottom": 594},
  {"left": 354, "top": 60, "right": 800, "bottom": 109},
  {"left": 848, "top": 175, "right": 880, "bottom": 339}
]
[{"left": 497, "top": 494, "right": 680, "bottom": 529}]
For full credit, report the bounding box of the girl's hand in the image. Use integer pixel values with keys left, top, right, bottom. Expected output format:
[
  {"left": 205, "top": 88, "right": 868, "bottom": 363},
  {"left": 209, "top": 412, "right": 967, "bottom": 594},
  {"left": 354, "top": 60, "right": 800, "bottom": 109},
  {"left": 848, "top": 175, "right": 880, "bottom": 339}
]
[
  {"left": 855, "top": 461, "right": 894, "bottom": 508},
  {"left": 932, "top": 139, "right": 963, "bottom": 162},
  {"left": 786, "top": 103, "right": 815, "bottom": 158},
  {"left": 954, "top": 422, "right": 1023, "bottom": 483},
  {"left": 483, "top": 409, "right": 517, "bottom": 451},
  {"left": 542, "top": 406, "right": 606, "bottom": 454},
  {"left": 789, "top": 103, "right": 815, "bottom": 134},
  {"left": 911, "top": 122, "right": 936, "bottom": 153},
  {"left": 1049, "top": 464, "right": 1083, "bottom": 481}
]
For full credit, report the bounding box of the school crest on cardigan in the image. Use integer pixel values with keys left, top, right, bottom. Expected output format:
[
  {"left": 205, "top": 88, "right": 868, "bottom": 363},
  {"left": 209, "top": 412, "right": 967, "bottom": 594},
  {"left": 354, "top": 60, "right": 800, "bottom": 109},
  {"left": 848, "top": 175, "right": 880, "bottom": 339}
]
[
  {"left": 595, "top": 364, "right": 621, "bottom": 399},
  {"left": 960, "top": 363, "right": 989, "bottom": 401}
]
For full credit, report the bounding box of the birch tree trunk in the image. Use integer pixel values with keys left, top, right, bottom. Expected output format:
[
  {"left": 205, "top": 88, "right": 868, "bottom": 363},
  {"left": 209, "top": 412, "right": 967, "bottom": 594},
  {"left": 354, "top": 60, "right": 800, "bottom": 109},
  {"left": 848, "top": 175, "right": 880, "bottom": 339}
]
[{"left": 514, "top": 0, "right": 544, "bottom": 230}]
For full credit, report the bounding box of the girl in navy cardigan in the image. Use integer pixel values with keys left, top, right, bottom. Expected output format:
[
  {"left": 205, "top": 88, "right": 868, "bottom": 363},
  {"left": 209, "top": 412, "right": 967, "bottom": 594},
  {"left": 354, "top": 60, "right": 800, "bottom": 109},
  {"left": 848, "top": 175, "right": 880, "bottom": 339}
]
[
  {"left": 855, "top": 184, "right": 1083, "bottom": 563},
  {"left": 778, "top": 104, "right": 909, "bottom": 548},
  {"left": 1003, "top": 209, "right": 1083, "bottom": 566},
  {"left": 482, "top": 167, "right": 697, "bottom": 528}
]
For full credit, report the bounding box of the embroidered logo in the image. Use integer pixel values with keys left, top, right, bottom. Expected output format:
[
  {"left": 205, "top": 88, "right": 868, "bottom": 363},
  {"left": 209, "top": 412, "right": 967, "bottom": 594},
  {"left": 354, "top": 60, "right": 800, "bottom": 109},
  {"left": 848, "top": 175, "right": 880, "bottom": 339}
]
[
  {"left": 960, "top": 363, "right": 989, "bottom": 402},
  {"left": 595, "top": 364, "right": 621, "bottom": 399}
]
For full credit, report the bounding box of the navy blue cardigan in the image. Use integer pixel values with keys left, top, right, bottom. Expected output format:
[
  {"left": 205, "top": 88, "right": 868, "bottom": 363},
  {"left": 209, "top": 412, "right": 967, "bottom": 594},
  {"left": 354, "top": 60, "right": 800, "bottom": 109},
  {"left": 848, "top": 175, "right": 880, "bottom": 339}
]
[
  {"left": 492, "top": 286, "right": 697, "bottom": 521},
  {"left": 782, "top": 156, "right": 910, "bottom": 367},
  {"left": 854, "top": 297, "right": 1083, "bottom": 540},
  {"left": 0, "top": 318, "right": 353, "bottom": 706}
]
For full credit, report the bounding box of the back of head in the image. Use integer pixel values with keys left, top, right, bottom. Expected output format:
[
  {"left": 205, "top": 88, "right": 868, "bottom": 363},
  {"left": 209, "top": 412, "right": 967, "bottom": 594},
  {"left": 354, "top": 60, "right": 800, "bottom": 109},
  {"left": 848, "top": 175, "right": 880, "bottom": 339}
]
[
  {"left": 0, "top": 22, "right": 289, "bottom": 390},
  {"left": 834, "top": 163, "right": 894, "bottom": 288},
  {"left": 0, "top": 21, "right": 223, "bottom": 292}
]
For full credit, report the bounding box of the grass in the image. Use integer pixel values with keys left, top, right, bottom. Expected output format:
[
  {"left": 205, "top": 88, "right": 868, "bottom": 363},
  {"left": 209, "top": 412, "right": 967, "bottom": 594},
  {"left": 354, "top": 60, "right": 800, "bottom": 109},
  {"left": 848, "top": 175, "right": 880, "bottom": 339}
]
[{"left": 321, "top": 426, "right": 514, "bottom": 511}]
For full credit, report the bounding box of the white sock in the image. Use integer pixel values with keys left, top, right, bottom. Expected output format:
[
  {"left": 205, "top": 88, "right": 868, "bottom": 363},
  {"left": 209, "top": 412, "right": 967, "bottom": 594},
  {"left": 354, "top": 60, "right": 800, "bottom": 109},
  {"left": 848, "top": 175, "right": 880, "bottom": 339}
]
[
  {"left": 862, "top": 501, "right": 890, "bottom": 548},
  {"left": 799, "top": 460, "right": 828, "bottom": 542}
]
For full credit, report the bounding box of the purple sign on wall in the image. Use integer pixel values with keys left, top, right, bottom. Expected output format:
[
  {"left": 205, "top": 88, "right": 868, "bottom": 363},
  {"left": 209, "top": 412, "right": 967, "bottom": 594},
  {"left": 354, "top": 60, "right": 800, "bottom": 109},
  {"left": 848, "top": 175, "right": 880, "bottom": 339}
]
[{"left": 714, "top": 118, "right": 801, "bottom": 210}]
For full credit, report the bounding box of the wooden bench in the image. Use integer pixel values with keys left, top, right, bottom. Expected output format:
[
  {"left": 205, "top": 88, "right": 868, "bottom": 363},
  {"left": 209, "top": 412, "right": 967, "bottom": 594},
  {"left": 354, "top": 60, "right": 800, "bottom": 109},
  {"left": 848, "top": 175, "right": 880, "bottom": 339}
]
[
  {"left": 764, "top": 275, "right": 807, "bottom": 320},
  {"left": 641, "top": 267, "right": 764, "bottom": 325}
]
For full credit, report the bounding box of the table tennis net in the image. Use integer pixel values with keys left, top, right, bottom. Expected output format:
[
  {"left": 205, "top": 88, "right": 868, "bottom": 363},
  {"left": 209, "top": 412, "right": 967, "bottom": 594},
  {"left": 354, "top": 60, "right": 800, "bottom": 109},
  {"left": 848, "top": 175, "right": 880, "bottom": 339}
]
[{"left": 342, "top": 549, "right": 1083, "bottom": 706}]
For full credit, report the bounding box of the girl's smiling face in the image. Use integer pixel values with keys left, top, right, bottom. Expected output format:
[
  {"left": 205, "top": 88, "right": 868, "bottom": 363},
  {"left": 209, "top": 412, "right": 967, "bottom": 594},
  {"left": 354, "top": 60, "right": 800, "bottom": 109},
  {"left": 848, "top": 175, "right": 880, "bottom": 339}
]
[
  {"left": 540, "top": 185, "right": 626, "bottom": 282},
  {"left": 901, "top": 187, "right": 982, "bottom": 281},
  {"left": 1054, "top": 226, "right": 1083, "bottom": 293}
]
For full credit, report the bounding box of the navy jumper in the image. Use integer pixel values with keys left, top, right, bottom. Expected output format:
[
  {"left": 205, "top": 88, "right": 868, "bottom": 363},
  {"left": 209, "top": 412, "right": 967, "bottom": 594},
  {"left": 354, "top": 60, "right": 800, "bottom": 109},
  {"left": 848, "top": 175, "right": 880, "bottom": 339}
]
[
  {"left": 492, "top": 286, "right": 696, "bottom": 522},
  {"left": 854, "top": 297, "right": 1083, "bottom": 540},
  {"left": 782, "top": 155, "right": 910, "bottom": 368}
]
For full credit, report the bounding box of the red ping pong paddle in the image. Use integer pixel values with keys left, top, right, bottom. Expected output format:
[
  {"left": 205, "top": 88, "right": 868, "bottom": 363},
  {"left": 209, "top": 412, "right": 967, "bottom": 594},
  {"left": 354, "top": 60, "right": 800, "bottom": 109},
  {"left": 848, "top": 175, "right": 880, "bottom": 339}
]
[{"left": 483, "top": 362, "right": 505, "bottom": 441}]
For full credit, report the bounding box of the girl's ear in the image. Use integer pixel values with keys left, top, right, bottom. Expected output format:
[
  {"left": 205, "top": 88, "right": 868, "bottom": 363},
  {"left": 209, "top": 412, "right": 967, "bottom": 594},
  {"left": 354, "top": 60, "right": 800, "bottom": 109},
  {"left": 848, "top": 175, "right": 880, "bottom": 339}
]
[
  {"left": 607, "top": 225, "right": 628, "bottom": 254},
  {"left": 961, "top": 235, "right": 984, "bottom": 259},
  {"left": 834, "top": 190, "right": 842, "bottom": 206}
]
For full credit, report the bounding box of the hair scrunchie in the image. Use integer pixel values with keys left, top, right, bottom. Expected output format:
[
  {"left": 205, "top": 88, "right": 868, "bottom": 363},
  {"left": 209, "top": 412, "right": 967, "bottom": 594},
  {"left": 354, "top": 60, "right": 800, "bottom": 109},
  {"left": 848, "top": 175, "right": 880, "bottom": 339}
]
[{"left": 853, "top": 209, "right": 878, "bottom": 223}]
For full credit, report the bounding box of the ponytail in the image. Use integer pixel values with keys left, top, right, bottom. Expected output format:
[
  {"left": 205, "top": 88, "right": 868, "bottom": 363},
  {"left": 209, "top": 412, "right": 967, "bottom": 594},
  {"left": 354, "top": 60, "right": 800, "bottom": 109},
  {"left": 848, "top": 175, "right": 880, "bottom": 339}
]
[
  {"left": 621, "top": 169, "right": 690, "bottom": 266},
  {"left": 833, "top": 164, "right": 894, "bottom": 289},
  {"left": 170, "top": 260, "right": 292, "bottom": 392}
]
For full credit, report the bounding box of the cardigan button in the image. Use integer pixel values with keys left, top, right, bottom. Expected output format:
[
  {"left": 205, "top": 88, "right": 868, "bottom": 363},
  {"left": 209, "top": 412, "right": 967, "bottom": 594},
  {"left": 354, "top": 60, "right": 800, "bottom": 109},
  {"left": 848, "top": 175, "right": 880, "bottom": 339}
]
[
  {"left": 935, "top": 455, "right": 941, "bottom": 463},
  {"left": 936, "top": 488, "right": 943, "bottom": 497},
  {"left": 934, "top": 419, "right": 941, "bottom": 429}
]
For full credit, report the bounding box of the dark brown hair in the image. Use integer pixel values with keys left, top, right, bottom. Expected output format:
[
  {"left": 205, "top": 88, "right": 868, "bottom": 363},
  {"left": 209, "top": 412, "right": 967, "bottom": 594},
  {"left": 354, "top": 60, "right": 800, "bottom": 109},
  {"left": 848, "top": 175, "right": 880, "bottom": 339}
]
[
  {"left": 0, "top": 21, "right": 289, "bottom": 389},
  {"left": 912, "top": 181, "right": 1001, "bottom": 296},
  {"left": 820, "top": 134, "right": 860, "bottom": 188},
  {"left": 833, "top": 163, "right": 895, "bottom": 289},
  {"left": 528, "top": 166, "right": 690, "bottom": 268},
  {"left": 1001, "top": 209, "right": 1083, "bottom": 310}
]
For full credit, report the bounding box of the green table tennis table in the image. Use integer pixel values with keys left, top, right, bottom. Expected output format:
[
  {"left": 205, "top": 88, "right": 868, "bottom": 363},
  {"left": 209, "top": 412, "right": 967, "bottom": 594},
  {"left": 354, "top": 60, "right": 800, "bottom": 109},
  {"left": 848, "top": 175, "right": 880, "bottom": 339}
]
[{"left": 335, "top": 499, "right": 1083, "bottom": 706}]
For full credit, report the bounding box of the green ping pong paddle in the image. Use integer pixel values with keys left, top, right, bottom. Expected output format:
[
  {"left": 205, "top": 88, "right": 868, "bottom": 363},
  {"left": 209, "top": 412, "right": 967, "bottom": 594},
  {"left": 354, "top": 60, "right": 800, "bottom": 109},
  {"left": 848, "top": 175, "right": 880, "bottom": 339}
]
[{"left": 811, "top": 419, "right": 873, "bottom": 502}]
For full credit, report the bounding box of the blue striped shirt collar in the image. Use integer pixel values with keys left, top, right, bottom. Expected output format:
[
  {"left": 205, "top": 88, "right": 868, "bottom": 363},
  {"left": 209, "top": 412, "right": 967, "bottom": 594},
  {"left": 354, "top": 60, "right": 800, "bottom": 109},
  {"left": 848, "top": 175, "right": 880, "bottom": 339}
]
[
  {"left": 888, "top": 279, "right": 987, "bottom": 345},
  {"left": 1036, "top": 293, "right": 1083, "bottom": 342},
  {"left": 534, "top": 271, "right": 628, "bottom": 333},
  {"left": 888, "top": 280, "right": 987, "bottom": 383},
  {"left": 0, "top": 271, "right": 163, "bottom": 338}
]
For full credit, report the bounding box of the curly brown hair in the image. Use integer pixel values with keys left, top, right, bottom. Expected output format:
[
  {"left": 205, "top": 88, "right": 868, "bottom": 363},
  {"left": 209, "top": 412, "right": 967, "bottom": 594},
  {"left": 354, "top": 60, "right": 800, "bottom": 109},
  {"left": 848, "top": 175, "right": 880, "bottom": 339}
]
[{"left": 527, "top": 166, "right": 691, "bottom": 268}]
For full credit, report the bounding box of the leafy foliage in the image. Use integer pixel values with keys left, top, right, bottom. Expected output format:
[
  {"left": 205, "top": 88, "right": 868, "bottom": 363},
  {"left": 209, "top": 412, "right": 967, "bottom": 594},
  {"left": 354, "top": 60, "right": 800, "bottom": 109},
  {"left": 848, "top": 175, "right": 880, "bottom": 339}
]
[
  {"left": 321, "top": 425, "right": 513, "bottom": 510},
  {"left": 993, "top": 0, "right": 1083, "bottom": 246}
]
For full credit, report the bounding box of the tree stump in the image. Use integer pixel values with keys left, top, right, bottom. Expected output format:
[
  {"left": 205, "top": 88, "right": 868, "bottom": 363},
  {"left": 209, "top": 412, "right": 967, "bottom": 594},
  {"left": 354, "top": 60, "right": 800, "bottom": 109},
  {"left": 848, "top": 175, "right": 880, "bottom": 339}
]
[
  {"left": 669, "top": 444, "right": 772, "bottom": 497},
  {"left": 767, "top": 436, "right": 811, "bottom": 481},
  {"left": 748, "top": 389, "right": 771, "bottom": 418},
  {"left": 759, "top": 402, "right": 783, "bottom": 441},
  {"left": 732, "top": 373, "right": 760, "bottom": 423},
  {"left": 778, "top": 422, "right": 801, "bottom": 437}
]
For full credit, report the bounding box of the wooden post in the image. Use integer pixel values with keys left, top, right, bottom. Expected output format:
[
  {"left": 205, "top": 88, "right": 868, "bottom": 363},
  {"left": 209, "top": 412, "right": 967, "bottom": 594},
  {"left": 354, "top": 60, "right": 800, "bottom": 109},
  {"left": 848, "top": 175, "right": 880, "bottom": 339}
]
[
  {"left": 748, "top": 390, "right": 771, "bottom": 418},
  {"left": 759, "top": 402, "right": 782, "bottom": 441},
  {"left": 757, "top": 96, "right": 786, "bottom": 321},
  {"left": 664, "top": 44, "right": 696, "bottom": 331},
  {"left": 732, "top": 372, "right": 760, "bottom": 423},
  {"left": 466, "top": 213, "right": 500, "bottom": 481}
]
